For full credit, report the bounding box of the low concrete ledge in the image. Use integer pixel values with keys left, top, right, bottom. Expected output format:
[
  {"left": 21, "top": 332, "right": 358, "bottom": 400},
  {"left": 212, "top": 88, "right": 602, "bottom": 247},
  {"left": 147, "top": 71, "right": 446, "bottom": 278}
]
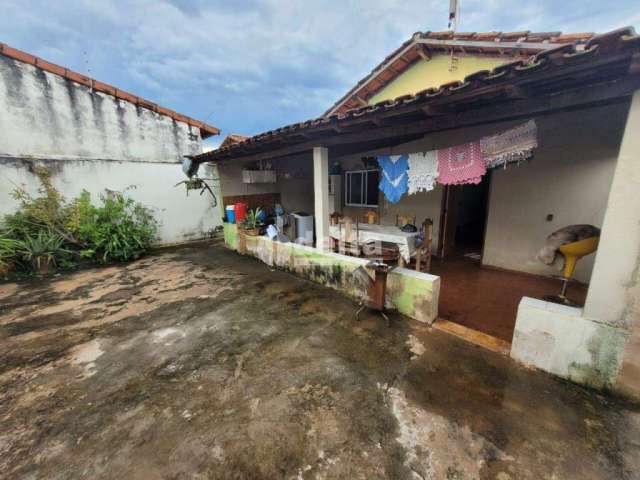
[
  {"left": 511, "top": 297, "right": 629, "bottom": 390},
  {"left": 222, "top": 223, "right": 439, "bottom": 323}
]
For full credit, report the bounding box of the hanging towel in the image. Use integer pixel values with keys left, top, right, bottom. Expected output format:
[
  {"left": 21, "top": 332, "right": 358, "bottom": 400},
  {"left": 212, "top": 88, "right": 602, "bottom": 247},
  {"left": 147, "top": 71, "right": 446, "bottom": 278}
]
[
  {"left": 407, "top": 151, "right": 438, "bottom": 195},
  {"left": 481, "top": 120, "right": 538, "bottom": 169},
  {"left": 437, "top": 141, "right": 486, "bottom": 185},
  {"left": 377, "top": 154, "right": 408, "bottom": 203}
]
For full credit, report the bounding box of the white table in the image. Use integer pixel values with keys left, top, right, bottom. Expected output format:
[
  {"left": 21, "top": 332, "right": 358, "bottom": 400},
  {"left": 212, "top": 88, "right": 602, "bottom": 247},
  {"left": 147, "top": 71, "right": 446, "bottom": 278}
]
[{"left": 329, "top": 223, "right": 418, "bottom": 263}]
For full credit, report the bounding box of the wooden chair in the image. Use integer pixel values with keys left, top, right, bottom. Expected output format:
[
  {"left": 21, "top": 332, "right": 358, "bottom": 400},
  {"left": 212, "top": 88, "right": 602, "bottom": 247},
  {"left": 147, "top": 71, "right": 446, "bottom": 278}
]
[
  {"left": 396, "top": 214, "right": 416, "bottom": 227},
  {"left": 330, "top": 212, "right": 343, "bottom": 225},
  {"left": 414, "top": 218, "right": 434, "bottom": 273},
  {"left": 338, "top": 216, "right": 361, "bottom": 257},
  {"left": 363, "top": 210, "right": 379, "bottom": 224}
]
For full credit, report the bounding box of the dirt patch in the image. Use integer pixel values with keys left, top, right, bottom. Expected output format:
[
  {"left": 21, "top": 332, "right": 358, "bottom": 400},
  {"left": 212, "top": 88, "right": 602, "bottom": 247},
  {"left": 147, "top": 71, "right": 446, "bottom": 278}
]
[{"left": 0, "top": 242, "right": 638, "bottom": 479}]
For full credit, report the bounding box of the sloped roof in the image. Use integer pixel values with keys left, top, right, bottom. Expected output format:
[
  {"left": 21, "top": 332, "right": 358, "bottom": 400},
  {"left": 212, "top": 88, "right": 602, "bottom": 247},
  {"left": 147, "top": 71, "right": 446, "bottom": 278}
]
[
  {"left": 0, "top": 42, "right": 220, "bottom": 139},
  {"left": 194, "top": 27, "right": 640, "bottom": 165},
  {"left": 325, "top": 30, "right": 596, "bottom": 117},
  {"left": 220, "top": 134, "right": 250, "bottom": 149}
]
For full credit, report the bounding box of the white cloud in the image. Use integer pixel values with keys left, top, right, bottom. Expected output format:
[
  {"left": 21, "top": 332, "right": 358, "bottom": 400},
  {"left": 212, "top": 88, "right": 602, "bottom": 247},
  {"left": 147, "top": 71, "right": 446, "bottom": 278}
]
[{"left": 1, "top": 0, "right": 637, "bottom": 137}]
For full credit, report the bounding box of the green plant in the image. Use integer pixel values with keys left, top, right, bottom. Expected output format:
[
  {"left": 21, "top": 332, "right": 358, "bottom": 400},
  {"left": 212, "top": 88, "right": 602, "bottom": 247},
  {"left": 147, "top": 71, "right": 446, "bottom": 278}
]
[
  {"left": 2, "top": 167, "right": 159, "bottom": 272},
  {"left": 19, "top": 230, "right": 70, "bottom": 274},
  {"left": 8, "top": 166, "right": 82, "bottom": 246},
  {"left": 243, "top": 208, "right": 263, "bottom": 230},
  {"left": 75, "top": 191, "right": 158, "bottom": 263},
  {"left": 0, "top": 236, "right": 22, "bottom": 271}
]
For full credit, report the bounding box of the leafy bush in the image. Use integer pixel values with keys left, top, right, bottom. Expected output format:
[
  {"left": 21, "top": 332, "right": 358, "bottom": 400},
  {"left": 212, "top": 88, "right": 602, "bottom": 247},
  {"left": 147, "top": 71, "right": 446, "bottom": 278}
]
[
  {"left": 75, "top": 191, "right": 158, "bottom": 263},
  {"left": 7, "top": 166, "right": 78, "bottom": 245},
  {"left": 1, "top": 167, "right": 159, "bottom": 274}
]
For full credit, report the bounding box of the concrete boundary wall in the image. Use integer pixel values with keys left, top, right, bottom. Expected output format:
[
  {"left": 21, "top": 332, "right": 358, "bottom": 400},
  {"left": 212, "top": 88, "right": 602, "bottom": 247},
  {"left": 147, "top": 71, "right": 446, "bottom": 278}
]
[
  {"left": 511, "top": 297, "right": 629, "bottom": 390},
  {"left": 222, "top": 223, "right": 439, "bottom": 323}
]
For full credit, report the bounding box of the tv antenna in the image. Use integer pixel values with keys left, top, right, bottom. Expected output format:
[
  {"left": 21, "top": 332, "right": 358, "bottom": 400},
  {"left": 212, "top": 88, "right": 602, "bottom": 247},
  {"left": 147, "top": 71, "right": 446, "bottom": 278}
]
[{"left": 448, "top": 0, "right": 460, "bottom": 72}]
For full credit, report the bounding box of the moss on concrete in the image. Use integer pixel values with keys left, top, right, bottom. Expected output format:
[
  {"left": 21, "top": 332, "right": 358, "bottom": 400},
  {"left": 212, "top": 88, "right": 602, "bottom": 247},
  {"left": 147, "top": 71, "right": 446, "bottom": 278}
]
[
  {"left": 391, "top": 274, "right": 433, "bottom": 321},
  {"left": 226, "top": 235, "right": 439, "bottom": 323},
  {"left": 223, "top": 223, "right": 238, "bottom": 251},
  {"left": 568, "top": 324, "right": 628, "bottom": 389}
]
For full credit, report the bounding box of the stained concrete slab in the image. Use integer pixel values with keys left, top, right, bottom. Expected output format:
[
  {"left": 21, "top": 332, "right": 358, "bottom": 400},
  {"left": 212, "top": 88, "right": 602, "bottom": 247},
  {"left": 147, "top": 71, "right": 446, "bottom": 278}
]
[{"left": 0, "top": 241, "right": 638, "bottom": 479}]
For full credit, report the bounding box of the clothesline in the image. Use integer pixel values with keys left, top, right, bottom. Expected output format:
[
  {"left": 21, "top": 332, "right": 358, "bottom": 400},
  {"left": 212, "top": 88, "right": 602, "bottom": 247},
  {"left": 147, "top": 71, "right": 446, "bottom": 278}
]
[{"left": 376, "top": 120, "right": 538, "bottom": 203}]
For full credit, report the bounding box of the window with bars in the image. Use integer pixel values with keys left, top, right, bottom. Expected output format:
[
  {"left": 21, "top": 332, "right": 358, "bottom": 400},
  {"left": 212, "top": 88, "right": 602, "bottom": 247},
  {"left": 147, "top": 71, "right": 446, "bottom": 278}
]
[{"left": 344, "top": 170, "right": 379, "bottom": 207}]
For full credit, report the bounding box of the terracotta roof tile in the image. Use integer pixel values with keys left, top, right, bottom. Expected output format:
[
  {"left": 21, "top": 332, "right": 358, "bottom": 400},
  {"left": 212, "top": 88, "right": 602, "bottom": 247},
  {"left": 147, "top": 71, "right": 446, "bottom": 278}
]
[
  {"left": 0, "top": 42, "right": 219, "bottom": 138},
  {"left": 198, "top": 26, "right": 639, "bottom": 164}
]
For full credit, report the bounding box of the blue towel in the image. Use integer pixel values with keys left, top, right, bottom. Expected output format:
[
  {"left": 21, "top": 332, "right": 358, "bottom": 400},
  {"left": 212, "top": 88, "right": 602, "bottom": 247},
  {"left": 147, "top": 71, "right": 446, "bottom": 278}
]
[{"left": 377, "top": 154, "right": 408, "bottom": 203}]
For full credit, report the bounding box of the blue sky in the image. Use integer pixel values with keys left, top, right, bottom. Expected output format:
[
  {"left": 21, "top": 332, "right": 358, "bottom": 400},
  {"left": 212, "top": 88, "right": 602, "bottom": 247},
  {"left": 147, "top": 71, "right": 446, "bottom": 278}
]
[{"left": 2, "top": 0, "right": 639, "bottom": 148}]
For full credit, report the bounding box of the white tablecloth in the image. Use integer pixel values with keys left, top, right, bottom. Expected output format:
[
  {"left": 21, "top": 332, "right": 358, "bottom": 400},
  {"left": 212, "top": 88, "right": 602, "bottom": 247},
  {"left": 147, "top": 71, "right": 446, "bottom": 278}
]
[{"left": 329, "top": 224, "right": 418, "bottom": 262}]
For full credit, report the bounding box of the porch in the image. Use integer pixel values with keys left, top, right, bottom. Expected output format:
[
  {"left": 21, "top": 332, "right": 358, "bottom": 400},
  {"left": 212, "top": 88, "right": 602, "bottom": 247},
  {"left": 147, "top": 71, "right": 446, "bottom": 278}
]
[
  {"left": 431, "top": 254, "right": 587, "bottom": 343},
  {"left": 201, "top": 30, "right": 640, "bottom": 397}
]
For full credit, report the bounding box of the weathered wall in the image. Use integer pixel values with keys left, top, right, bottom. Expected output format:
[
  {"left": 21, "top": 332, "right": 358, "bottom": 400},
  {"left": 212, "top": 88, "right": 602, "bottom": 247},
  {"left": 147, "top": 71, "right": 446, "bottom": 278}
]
[
  {"left": 0, "top": 55, "right": 201, "bottom": 162},
  {"left": 511, "top": 92, "right": 640, "bottom": 397},
  {"left": 368, "top": 54, "right": 508, "bottom": 105},
  {"left": 0, "top": 54, "right": 221, "bottom": 244},
  {"left": 483, "top": 103, "right": 627, "bottom": 283},
  {"left": 223, "top": 223, "right": 440, "bottom": 324},
  {"left": 0, "top": 160, "right": 221, "bottom": 244},
  {"left": 511, "top": 298, "right": 628, "bottom": 390}
]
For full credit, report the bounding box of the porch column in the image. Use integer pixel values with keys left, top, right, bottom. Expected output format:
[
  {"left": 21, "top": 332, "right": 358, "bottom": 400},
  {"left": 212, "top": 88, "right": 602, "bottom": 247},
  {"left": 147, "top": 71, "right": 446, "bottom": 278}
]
[
  {"left": 313, "top": 146, "right": 330, "bottom": 251},
  {"left": 583, "top": 90, "right": 640, "bottom": 327}
]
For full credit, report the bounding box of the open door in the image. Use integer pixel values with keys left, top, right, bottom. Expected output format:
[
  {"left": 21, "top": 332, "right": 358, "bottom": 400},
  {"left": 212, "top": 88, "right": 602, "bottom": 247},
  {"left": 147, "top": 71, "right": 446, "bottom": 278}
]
[
  {"left": 438, "top": 186, "right": 458, "bottom": 258},
  {"left": 437, "top": 175, "right": 491, "bottom": 259}
]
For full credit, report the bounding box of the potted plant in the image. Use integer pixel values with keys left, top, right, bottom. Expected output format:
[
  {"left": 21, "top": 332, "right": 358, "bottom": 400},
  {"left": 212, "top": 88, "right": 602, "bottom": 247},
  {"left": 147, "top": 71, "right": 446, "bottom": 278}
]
[
  {"left": 243, "top": 208, "right": 263, "bottom": 236},
  {"left": 20, "top": 231, "right": 70, "bottom": 275}
]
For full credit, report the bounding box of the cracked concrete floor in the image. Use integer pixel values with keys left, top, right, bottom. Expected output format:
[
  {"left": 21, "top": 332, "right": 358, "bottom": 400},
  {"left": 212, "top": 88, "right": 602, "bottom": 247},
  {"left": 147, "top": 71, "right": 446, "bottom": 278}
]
[{"left": 0, "top": 241, "right": 639, "bottom": 480}]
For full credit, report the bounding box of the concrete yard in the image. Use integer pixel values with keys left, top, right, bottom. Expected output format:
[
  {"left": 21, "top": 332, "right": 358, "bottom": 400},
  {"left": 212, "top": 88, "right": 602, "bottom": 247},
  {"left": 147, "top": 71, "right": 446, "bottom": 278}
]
[{"left": 1, "top": 242, "right": 639, "bottom": 480}]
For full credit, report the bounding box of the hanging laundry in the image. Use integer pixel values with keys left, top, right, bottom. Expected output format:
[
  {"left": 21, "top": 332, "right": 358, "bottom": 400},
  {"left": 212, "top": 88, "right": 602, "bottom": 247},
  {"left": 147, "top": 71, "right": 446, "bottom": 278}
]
[
  {"left": 437, "top": 141, "right": 486, "bottom": 185},
  {"left": 377, "top": 154, "right": 408, "bottom": 203},
  {"left": 407, "top": 151, "right": 438, "bottom": 195},
  {"left": 481, "top": 120, "right": 538, "bottom": 169}
]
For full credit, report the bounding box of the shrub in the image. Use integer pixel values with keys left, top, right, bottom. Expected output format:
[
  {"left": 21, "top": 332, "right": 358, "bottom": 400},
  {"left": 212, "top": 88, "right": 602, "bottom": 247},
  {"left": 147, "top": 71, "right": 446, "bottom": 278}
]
[
  {"left": 75, "top": 191, "right": 158, "bottom": 263},
  {"left": 0, "top": 236, "right": 22, "bottom": 273},
  {"left": 1, "top": 167, "right": 159, "bottom": 274}
]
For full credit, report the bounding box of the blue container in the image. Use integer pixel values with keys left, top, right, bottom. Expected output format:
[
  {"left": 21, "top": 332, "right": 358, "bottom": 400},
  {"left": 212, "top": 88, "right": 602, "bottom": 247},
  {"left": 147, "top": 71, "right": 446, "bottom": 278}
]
[{"left": 226, "top": 205, "right": 236, "bottom": 224}]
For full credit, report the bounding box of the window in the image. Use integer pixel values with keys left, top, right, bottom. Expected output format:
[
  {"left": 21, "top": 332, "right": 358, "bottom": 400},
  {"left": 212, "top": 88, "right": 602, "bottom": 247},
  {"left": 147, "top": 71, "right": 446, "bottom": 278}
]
[{"left": 344, "top": 170, "right": 379, "bottom": 207}]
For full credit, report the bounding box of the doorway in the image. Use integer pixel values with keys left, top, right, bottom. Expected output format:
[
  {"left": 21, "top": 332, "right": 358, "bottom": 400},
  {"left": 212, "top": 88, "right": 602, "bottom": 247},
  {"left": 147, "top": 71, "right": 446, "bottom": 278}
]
[{"left": 438, "top": 174, "right": 491, "bottom": 260}]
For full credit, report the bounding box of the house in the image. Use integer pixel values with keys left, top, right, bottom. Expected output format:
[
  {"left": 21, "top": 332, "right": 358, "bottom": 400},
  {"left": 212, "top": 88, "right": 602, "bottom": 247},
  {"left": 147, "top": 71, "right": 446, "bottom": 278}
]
[
  {"left": 195, "top": 27, "right": 640, "bottom": 399},
  {"left": 0, "top": 43, "right": 222, "bottom": 244}
]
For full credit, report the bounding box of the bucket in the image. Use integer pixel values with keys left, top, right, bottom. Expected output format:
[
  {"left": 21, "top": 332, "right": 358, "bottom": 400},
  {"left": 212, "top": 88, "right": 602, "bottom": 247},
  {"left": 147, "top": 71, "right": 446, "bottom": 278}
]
[
  {"left": 225, "top": 205, "right": 236, "bottom": 224},
  {"left": 234, "top": 202, "right": 247, "bottom": 223}
]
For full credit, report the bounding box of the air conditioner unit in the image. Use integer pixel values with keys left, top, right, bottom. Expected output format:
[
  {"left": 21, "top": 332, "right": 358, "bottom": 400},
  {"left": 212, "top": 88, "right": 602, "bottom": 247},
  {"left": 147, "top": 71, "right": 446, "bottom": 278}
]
[{"left": 242, "top": 170, "right": 276, "bottom": 183}]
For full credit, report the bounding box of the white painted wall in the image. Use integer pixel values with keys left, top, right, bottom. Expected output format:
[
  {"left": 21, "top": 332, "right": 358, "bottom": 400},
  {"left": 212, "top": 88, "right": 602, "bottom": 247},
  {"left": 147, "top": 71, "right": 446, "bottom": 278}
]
[
  {"left": 0, "top": 54, "right": 221, "bottom": 244},
  {"left": 483, "top": 103, "right": 628, "bottom": 282},
  {"left": 0, "top": 160, "right": 220, "bottom": 244}
]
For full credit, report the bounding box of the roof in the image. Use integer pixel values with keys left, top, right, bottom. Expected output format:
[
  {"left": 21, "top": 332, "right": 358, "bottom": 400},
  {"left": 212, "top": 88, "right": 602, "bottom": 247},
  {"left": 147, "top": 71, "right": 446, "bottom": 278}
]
[
  {"left": 194, "top": 27, "right": 640, "bottom": 165},
  {"left": 325, "top": 30, "right": 596, "bottom": 117},
  {"left": 220, "top": 134, "right": 250, "bottom": 149},
  {"left": 0, "top": 42, "right": 220, "bottom": 139}
]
